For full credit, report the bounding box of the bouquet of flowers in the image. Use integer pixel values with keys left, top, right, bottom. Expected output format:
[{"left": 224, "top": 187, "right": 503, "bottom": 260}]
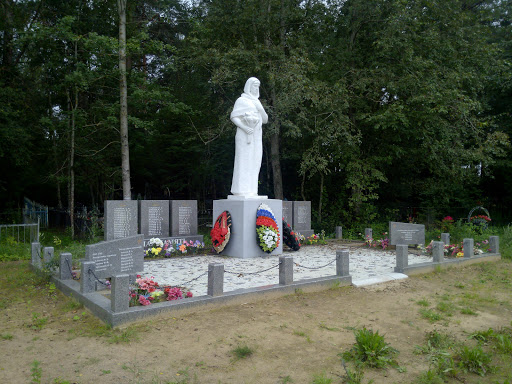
[
  {"left": 129, "top": 275, "right": 193, "bottom": 306},
  {"left": 145, "top": 238, "right": 164, "bottom": 258}
]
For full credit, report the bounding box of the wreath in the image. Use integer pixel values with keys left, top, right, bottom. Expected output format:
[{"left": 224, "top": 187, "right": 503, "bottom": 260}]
[
  {"left": 211, "top": 211, "right": 232, "bottom": 253},
  {"left": 282, "top": 219, "right": 301, "bottom": 251},
  {"left": 256, "top": 203, "right": 280, "bottom": 253}
]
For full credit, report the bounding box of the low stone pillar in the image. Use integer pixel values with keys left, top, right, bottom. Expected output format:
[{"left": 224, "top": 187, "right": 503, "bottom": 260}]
[
  {"left": 432, "top": 241, "right": 444, "bottom": 263},
  {"left": 463, "top": 238, "right": 474, "bottom": 258},
  {"left": 489, "top": 236, "right": 499, "bottom": 254},
  {"left": 111, "top": 274, "right": 130, "bottom": 312},
  {"left": 43, "top": 246, "right": 54, "bottom": 265},
  {"left": 335, "top": 226, "right": 343, "bottom": 239},
  {"left": 80, "top": 261, "right": 96, "bottom": 294},
  {"left": 279, "top": 256, "right": 293, "bottom": 285},
  {"left": 395, "top": 245, "right": 408, "bottom": 272},
  {"left": 336, "top": 249, "right": 350, "bottom": 276},
  {"left": 364, "top": 228, "right": 372, "bottom": 240},
  {"left": 441, "top": 233, "right": 450, "bottom": 246},
  {"left": 207, "top": 263, "right": 224, "bottom": 297},
  {"left": 59, "top": 253, "right": 73, "bottom": 280},
  {"left": 31, "top": 242, "right": 41, "bottom": 269}
]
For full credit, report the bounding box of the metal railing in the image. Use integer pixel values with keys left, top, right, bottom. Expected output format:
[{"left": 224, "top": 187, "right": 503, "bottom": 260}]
[{"left": 0, "top": 220, "right": 39, "bottom": 243}]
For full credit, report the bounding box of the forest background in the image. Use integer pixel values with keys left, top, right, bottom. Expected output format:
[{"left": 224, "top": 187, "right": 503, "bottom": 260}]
[{"left": 1, "top": 0, "right": 511, "bottom": 233}]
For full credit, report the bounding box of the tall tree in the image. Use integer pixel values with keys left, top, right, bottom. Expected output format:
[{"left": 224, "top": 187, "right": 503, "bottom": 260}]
[{"left": 118, "top": 0, "right": 131, "bottom": 200}]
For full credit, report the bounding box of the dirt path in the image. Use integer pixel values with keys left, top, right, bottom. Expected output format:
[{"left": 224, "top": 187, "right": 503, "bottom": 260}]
[{"left": 0, "top": 258, "right": 511, "bottom": 383}]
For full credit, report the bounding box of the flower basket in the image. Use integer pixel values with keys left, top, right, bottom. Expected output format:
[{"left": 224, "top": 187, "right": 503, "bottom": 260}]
[
  {"left": 211, "top": 211, "right": 232, "bottom": 253},
  {"left": 256, "top": 203, "right": 280, "bottom": 253},
  {"left": 467, "top": 206, "right": 491, "bottom": 230}
]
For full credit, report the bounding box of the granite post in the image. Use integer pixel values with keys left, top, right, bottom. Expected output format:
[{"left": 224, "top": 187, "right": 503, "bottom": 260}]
[
  {"left": 335, "top": 226, "right": 343, "bottom": 240},
  {"left": 279, "top": 256, "right": 293, "bottom": 285},
  {"left": 364, "top": 228, "right": 372, "bottom": 240},
  {"left": 59, "top": 253, "right": 73, "bottom": 280},
  {"left": 336, "top": 249, "right": 350, "bottom": 276},
  {"left": 80, "top": 261, "right": 97, "bottom": 294},
  {"left": 43, "top": 246, "right": 54, "bottom": 264},
  {"left": 111, "top": 274, "right": 130, "bottom": 312},
  {"left": 463, "top": 238, "right": 474, "bottom": 258},
  {"left": 441, "top": 233, "right": 450, "bottom": 246},
  {"left": 432, "top": 241, "right": 444, "bottom": 263},
  {"left": 395, "top": 244, "right": 408, "bottom": 272},
  {"left": 489, "top": 236, "right": 499, "bottom": 254},
  {"left": 207, "top": 263, "right": 224, "bottom": 297},
  {"left": 31, "top": 242, "right": 41, "bottom": 269}
]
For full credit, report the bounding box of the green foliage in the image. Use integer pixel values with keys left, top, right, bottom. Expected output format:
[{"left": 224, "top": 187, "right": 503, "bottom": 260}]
[
  {"left": 311, "top": 373, "right": 333, "bottom": 384},
  {"left": 231, "top": 344, "right": 254, "bottom": 360},
  {"left": 419, "top": 309, "right": 443, "bottom": 323},
  {"left": 414, "top": 370, "right": 445, "bottom": 384},
  {"left": 456, "top": 345, "right": 493, "bottom": 376},
  {"left": 30, "top": 312, "right": 48, "bottom": 331},
  {"left": 30, "top": 360, "right": 42, "bottom": 384},
  {"left": 342, "top": 327, "right": 399, "bottom": 369}
]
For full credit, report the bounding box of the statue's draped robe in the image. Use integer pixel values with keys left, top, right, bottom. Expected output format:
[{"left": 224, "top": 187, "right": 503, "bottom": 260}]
[{"left": 230, "top": 93, "right": 265, "bottom": 196}]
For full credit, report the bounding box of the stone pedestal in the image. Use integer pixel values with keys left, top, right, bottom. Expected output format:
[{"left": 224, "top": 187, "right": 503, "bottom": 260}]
[{"left": 213, "top": 198, "right": 283, "bottom": 258}]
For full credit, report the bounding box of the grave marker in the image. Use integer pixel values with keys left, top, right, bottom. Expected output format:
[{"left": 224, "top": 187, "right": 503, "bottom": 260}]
[
  {"left": 389, "top": 221, "right": 425, "bottom": 245},
  {"left": 170, "top": 200, "right": 198, "bottom": 237},
  {"left": 104, "top": 200, "right": 138, "bottom": 241},
  {"left": 282, "top": 201, "right": 293, "bottom": 224},
  {"left": 139, "top": 200, "right": 169, "bottom": 238},
  {"left": 84, "top": 235, "right": 144, "bottom": 279},
  {"left": 292, "top": 201, "right": 314, "bottom": 237}
]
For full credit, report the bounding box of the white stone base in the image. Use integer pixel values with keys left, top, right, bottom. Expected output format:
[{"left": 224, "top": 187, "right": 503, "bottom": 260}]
[
  {"left": 227, "top": 194, "right": 268, "bottom": 200},
  {"left": 213, "top": 198, "right": 282, "bottom": 258}
]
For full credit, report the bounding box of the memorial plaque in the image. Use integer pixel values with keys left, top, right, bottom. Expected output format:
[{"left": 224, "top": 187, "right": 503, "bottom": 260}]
[
  {"left": 282, "top": 201, "right": 293, "bottom": 224},
  {"left": 292, "top": 201, "right": 311, "bottom": 231},
  {"left": 389, "top": 221, "right": 425, "bottom": 245},
  {"left": 170, "top": 200, "right": 198, "bottom": 236},
  {"left": 104, "top": 200, "right": 138, "bottom": 241},
  {"left": 85, "top": 235, "right": 144, "bottom": 279},
  {"left": 139, "top": 200, "right": 169, "bottom": 238}
]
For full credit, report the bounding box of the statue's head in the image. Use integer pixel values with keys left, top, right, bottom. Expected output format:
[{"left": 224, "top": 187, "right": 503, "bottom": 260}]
[{"left": 244, "top": 77, "right": 260, "bottom": 98}]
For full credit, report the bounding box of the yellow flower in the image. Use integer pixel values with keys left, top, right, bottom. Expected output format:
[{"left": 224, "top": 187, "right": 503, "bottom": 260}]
[{"left": 456, "top": 251, "right": 464, "bottom": 258}]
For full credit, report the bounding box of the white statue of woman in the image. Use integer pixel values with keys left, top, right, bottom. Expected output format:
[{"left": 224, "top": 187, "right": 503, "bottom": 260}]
[{"left": 229, "top": 77, "right": 268, "bottom": 198}]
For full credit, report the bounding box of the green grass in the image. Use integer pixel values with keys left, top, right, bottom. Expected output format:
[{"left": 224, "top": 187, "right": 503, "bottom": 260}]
[
  {"left": 419, "top": 308, "right": 443, "bottom": 323},
  {"left": 231, "top": 344, "right": 254, "bottom": 360},
  {"left": 311, "top": 373, "right": 333, "bottom": 384},
  {"left": 417, "top": 299, "right": 430, "bottom": 307},
  {"left": 435, "top": 301, "right": 453, "bottom": 316}
]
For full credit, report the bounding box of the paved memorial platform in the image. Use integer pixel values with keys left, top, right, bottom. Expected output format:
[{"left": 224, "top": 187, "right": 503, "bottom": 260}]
[{"left": 142, "top": 244, "right": 432, "bottom": 296}]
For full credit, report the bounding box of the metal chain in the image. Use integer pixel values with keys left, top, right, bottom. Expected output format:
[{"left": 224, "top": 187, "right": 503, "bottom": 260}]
[
  {"left": 225, "top": 262, "right": 280, "bottom": 276},
  {"left": 65, "top": 258, "right": 80, "bottom": 281},
  {"left": 160, "top": 270, "right": 209, "bottom": 290},
  {"left": 294, "top": 258, "right": 336, "bottom": 270},
  {"left": 88, "top": 268, "right": 110, "bottom": 287}
]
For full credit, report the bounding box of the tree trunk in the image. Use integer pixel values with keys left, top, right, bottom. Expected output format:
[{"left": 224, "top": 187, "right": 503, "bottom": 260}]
[
  {"left": 1, "top": 0, "right": 14, "bottom": 80},
  {"left": 270, "top": 132, "right": 283, "bottom": 199},
  {"left": 66, "top": 86, "right": 76, "bottom": 239},
  {"left": 318, "top": 173, "right": 324, "bottom": 224},
  {"left": 118, "top": 0, "right": 131, "bottom": 200}
]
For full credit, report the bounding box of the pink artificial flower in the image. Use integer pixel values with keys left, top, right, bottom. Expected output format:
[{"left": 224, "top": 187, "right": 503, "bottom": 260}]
[{"left": 186, "top": 291, "right": 193, "bottom": 298}]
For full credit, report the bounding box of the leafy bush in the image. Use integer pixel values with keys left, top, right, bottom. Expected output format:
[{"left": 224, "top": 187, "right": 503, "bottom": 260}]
[
  {"left": 456, "top": 345, "right": 493, "bottom": 376},
  {"left": 341, "top": 327, "right": 398, "bottom": 369}
]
